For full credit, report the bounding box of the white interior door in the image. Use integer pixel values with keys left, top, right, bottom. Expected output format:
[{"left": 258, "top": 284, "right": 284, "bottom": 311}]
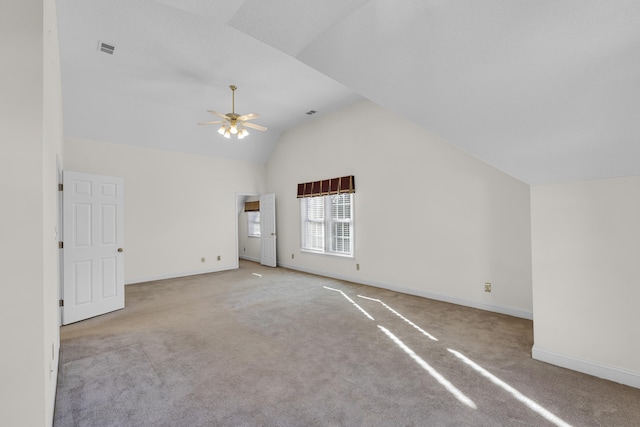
[
  {"left": 62, "top": 171, "right": 124, "bottom": 324},
  {"left": 260, "top": 193, "right": 277, "bottom": 267}
]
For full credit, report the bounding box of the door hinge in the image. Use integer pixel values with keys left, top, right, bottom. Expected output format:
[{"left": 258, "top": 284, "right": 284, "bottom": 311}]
[
  {"left": 58, "top": 183, "right": 63, "bottom": 191},
  {"left": 58, "top": 241, "right": 63, "bottom": 249},
  {"left": 59, "top": 299, "right": 64, "bottom": 307}
]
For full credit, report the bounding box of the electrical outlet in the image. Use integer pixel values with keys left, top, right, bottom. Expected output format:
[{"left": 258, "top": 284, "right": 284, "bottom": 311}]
[
  {"left": 484, "top": 282, "right": 492, "bottom": 292},
  {"left": 291, "top": 253, "right": 294, "bottom": 259},
  {"left": 217, "top": 255, "right": 221, "bottom": 261},
  {"left": 356, "top": 263, "right": 360, "bottom": 271},
  {"left": 201, "top": 257, "right": 205, "bottom": 263}
]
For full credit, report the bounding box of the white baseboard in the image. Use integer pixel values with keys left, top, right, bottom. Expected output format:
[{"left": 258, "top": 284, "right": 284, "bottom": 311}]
[
  {"left": 239, "top": 255, "right": 261, "bottom": 263},
  {"left": 277, "top": 262, "right": 533, "bottom": 320},
  {"left": 533, "top": 346, "right": 640, "bottom": 389},
  {"left": 125, "top": 265, "right": 236, "bottom": 285}
]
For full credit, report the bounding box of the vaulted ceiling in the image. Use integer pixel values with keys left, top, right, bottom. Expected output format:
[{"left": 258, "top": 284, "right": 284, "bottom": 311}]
[{"left": 56, "top": 0, "right": 640, "bottom": 184}]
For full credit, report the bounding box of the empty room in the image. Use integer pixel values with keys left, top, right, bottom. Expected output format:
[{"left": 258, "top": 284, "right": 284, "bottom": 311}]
[{"left": 2, "top": 1, "right": 639, "bottom": 426}]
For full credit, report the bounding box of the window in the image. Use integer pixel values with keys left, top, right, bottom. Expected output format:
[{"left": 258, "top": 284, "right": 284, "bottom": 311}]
[
  {"left": 301, "top": 193, "right": 353, "bottom": 256},
  {"left": 247, "top": 211, "right": 260, "bottom": 237}
]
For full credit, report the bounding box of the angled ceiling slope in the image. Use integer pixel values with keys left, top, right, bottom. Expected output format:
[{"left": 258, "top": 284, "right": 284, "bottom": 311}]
[
  {"left": 57, "top": 0, "right": 640, "bottom": 184},
  {"left": 232, "top": 0, "right": 640, "bottom": 184},
  {"left": 55, "top": 0, "right": 362, "bottom": 164}
]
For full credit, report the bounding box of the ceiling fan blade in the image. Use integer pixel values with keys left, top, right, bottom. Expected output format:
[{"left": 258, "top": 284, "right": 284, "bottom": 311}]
[
  {"left": 244, "top": 122, "right": 268, "bottom": 132},
  {"left": 207, "top": 110, "right": 229, "bottom": 119},
  {"left": 238, "top": 113, "right": 260, "bottom": 121},
  {"left": 197, "top": 120, "right": 223, "bottom": 125}
]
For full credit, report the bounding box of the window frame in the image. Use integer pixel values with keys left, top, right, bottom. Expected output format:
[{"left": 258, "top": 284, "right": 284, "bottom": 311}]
[{"left": 300, "top": 193, "right": 354, "bottom": 258}]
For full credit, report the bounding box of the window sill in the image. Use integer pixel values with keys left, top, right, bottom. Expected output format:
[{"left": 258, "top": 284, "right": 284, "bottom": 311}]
[{"left": 301, "top": 249, "right": 354, "bottom": 259}]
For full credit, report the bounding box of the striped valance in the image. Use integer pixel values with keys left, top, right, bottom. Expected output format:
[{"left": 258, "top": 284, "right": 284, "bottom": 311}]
[{"left": 296, "top": 175, "right": 355, "bottom": 198}]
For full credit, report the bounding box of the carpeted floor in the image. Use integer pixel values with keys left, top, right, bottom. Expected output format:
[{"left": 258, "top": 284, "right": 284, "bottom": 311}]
[{"left": 54, "top": 260, "right": 640, "bottom": 426}]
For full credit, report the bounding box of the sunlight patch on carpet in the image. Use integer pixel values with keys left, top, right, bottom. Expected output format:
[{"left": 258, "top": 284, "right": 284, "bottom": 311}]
[
  {"left": 378, "top": 325, "right": 477, "bottom": 409},
  {"left": 448, "top": 349, "right": 573, "bottom": 427},
  {"left": 358, "top": 295, "right": 438, "bottom": 341},
  {"left": 323, "top": 286, "right": 374, "bottom": 320}
]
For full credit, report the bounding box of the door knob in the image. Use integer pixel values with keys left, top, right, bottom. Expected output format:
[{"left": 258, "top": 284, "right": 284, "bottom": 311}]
[{"left": 118, "top": 248, "right": 123, "bottom": 252}]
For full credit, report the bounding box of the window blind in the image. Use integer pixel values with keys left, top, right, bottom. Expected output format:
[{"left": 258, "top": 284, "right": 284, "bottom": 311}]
[
  {"left": 247, "top": 211, "right": 260, "bottom": 237},
  {"left": 301, "top": 193, "right": 353, "bottom": 256}
]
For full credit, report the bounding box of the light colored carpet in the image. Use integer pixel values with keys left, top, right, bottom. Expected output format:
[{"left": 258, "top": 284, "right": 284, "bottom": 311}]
[{"left": 54, "top": 260, "right": 640, "bottom": 426}]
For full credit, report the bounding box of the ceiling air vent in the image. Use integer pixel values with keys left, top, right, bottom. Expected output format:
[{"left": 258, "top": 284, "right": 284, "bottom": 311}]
[{"left": 98, "top": 41, "right": 115, "bottom": 55}]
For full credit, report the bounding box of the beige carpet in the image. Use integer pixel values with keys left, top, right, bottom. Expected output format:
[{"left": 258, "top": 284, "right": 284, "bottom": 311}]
[{"left": 54, "top": 260, "right": 640, "bottom": 426}]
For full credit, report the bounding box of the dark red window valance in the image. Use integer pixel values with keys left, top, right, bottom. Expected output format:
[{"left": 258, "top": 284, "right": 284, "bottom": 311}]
[{"left": 297, "top": 175, "right": 355, "bottom": 198}]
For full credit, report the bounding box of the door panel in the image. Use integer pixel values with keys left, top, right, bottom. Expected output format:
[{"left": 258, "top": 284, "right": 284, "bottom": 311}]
[
  {"left": 63, "top": 171, "right": 124, "bottom": 324},
  {"left": 74, "top": 204, "right": 91, "bottom": 246},
  {"left": 101, "top": 204, "right": 117, "bottom": 244},
  {"left": 102, "top": 258, "right": 117, "bottom": 297},
  {"left": 260, "top": 193, "right": 277, "bottom": 267},
  {"left": 74, "top": 261, "right": 92, "bottom": 304}
]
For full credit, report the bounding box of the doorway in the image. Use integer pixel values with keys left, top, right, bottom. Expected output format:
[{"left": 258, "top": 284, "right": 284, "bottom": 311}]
[
  {"left": 236, "top": 193, "right": 261, "bottom": 264},
  {"left": 235, "top": 192, "right": 277, "bottom": 267}
]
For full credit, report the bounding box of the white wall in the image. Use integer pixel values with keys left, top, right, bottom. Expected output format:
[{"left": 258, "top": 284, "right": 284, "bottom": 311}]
[
  {"left": 0, "top": 0, "right": 63, "bottom": 425},
  {"left": 531, "top": 176, "right": 640, "bottom": 387},
  {"left": 267, "top": 100, "right": 533, "bottom": 317},
  {"left": 238, "top": 196, "right": 261, "bottom": 262},
  {"left": 65, "top": 139, "right": 266, "bottom": 283}
]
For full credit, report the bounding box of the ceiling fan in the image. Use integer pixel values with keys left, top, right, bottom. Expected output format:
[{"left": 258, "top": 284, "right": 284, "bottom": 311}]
[{"left": 198, "top": 85, "right": 267, "bottom": 139}]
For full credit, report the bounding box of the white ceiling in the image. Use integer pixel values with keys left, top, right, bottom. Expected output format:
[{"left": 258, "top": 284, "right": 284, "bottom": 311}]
[{"left": 56, "top": 0, "right": 640, "bottom": 184}]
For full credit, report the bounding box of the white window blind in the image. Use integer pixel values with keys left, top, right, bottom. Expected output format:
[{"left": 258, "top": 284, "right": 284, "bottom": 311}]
[
  {"left": 301, "top": 193, "right": 353, "bottom": 256},
  {"left": 247, "top": 211, "right": 260, "bottom": 237}
]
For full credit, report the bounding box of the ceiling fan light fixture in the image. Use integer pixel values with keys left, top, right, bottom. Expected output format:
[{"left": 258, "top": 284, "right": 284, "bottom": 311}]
[{"left": 200, "top": 85, "right": 267, "bottom": 140}]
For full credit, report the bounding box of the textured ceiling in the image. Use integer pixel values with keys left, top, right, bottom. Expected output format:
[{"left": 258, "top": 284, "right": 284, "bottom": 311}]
[{"left": 57, "top": 0, "right": 640, "bottom": 184}]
